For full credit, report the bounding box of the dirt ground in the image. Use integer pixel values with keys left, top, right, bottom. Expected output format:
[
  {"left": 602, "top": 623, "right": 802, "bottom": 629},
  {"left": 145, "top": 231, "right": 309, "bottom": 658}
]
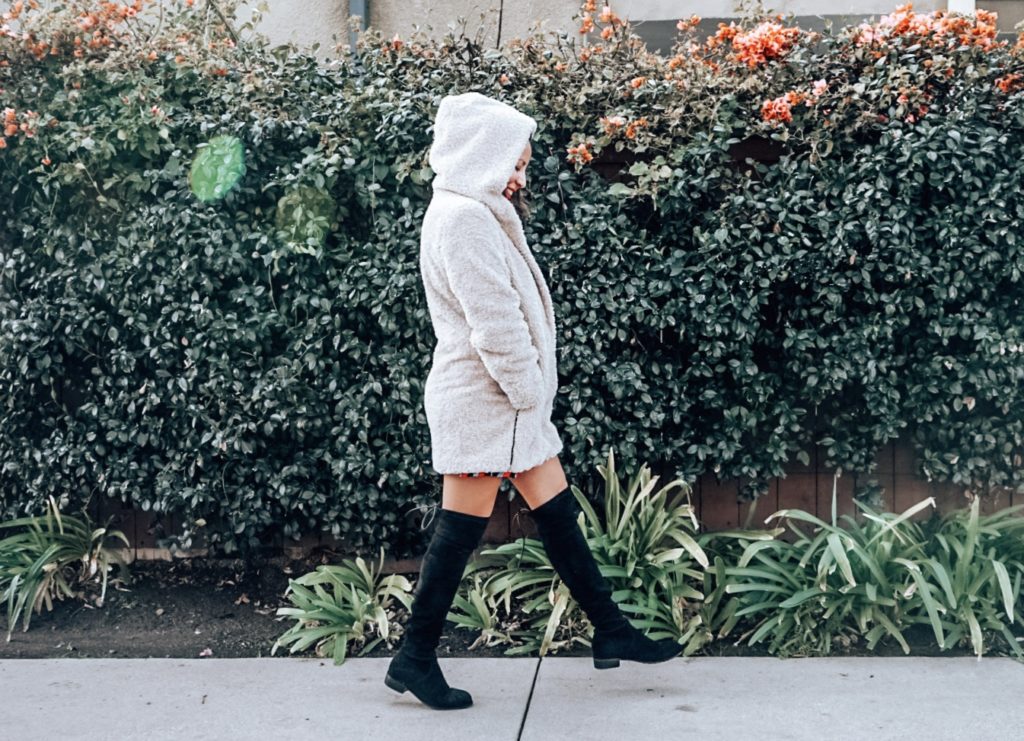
[
  {"left": 0, "top": 555, "right": 523, "bottom": 660},
  {"left": 0, "top": 557, "right": 988, "bottom": 660}
]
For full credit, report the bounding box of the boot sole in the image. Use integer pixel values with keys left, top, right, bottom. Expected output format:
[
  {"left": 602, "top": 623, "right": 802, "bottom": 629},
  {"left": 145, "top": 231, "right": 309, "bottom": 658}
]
[{"left": 594, "top": 650, "right": 682, "bottom": 669}]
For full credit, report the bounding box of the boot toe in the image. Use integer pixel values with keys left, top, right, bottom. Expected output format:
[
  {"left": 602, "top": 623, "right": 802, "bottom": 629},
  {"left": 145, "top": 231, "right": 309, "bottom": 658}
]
[
  {"left": 443, "top": 687, "right": 473, "bottom": 709},
  {"left": 593, "top": 625, "right": 683, "bottom": 665}
]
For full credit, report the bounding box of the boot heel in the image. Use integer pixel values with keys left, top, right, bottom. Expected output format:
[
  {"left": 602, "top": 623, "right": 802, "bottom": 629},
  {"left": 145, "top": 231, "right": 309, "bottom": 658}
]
[
  {"left": 384, "top": 673, "right": 408, "bottom": 693},
  {"left": 593, "top": 657, "right": 620, "bottom": 670}
]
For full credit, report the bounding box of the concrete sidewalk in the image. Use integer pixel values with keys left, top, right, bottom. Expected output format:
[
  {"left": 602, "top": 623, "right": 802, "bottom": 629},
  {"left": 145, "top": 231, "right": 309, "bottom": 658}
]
[{"left": 2, "top": 656, "right": 1021, "bottom": 740}]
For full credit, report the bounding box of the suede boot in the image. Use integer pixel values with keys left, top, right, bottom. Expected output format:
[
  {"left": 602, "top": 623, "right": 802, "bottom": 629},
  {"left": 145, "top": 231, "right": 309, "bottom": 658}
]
[
  {"left": 385, "top": 507, "right": 489, "bottom": 709},
  {"left": 530, "top": 486, "right": 683, "bottom": 669}
]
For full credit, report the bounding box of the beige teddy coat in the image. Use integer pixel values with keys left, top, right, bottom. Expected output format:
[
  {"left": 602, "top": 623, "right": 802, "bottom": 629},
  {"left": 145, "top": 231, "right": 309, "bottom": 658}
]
[{"left": 419, "top": 92, "right": 563, "bottom": 475}]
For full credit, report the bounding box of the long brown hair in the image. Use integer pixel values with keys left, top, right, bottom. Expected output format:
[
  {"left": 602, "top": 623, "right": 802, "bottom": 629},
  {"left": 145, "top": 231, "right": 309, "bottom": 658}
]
[{"left": 509, "top": 186, "right": 531, "bottom": 223}]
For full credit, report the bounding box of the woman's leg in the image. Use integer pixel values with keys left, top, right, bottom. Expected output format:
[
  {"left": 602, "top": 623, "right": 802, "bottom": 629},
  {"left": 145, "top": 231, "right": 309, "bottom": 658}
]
[
  {"left": 385, "top": 474, "right": 499, "bottom": 710},
  {"left": 507, "top": 454, "right": 568, "bottom": 510},
  {"left": 441, "top": 473, "right": 502, "bottom": 517},
  {"left": 511, "top": 455, "right": 682, "bottom": 668}
]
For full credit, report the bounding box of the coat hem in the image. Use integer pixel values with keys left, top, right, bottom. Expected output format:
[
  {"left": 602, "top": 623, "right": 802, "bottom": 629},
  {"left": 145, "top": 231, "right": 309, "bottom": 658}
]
[{"left": 432, "top": 441, "right": 563, "bottom": 477}]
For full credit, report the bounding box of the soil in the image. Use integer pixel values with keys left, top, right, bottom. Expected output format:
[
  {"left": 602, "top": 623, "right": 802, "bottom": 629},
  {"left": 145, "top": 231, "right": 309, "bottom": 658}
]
[{"left": 0, "top": 557, "right": 996, "bottom": 661}]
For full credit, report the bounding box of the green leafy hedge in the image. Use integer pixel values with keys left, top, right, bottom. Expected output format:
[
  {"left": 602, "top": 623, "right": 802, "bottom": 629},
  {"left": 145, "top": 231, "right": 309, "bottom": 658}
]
[{"left": 2, "top": 1, "right": 1024, "bottom": 555}]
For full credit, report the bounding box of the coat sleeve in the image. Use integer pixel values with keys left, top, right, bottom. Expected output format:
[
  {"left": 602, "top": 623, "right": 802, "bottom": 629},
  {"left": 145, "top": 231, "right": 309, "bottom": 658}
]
[{"left": 438, "top": 206, "right": 543, "bottom": 411}]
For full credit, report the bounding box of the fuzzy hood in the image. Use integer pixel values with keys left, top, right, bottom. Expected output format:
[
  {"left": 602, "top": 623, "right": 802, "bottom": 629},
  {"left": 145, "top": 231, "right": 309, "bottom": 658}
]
[{"left": 428, "top": 92, "right": 537, "bottom": 237}]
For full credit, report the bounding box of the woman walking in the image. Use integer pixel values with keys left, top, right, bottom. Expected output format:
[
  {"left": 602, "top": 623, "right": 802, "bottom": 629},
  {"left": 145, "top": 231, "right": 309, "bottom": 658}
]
[{"left": 384, "top": 91, "right": 682, "bottom": 711}]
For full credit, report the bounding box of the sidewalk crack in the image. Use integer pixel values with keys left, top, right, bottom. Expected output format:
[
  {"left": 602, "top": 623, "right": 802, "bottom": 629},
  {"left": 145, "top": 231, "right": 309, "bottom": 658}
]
[{"left": 516, "top": 657, "right": 542, "bottom": 741}]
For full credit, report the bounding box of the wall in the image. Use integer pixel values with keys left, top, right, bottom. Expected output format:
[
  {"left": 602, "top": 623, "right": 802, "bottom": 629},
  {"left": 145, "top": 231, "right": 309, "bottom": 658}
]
[{"left": 229, "top": 0, "right": 1024, "bottom": 60}]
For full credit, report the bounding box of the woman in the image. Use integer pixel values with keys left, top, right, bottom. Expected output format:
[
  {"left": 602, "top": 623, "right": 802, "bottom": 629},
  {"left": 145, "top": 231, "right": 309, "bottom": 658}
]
[{"left": 384, "top": 91, "right": 681, "bottom": 711}]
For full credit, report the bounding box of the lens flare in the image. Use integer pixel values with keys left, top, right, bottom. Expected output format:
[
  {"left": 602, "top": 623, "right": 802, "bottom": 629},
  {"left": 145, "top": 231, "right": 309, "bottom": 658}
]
[{"left": 189, "top": 135, "right": 246, "bottom": 202}]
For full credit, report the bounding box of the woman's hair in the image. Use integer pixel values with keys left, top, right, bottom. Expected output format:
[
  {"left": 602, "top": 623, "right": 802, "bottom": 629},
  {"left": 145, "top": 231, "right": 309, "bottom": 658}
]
[{"left": 509, "top": 186, "right": 531, "bottom": 223}]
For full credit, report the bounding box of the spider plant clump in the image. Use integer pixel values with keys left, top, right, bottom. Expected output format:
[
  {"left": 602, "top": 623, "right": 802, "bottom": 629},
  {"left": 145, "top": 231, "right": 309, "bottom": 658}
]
[
  {"left": 272, "top": 547, "right": 413, "bottom": 665},
  {"left": 907, "top": 496, "right": 1024, "bottom": 658},
  {"left": 450, "top": 450, "right": 723, "bottom": 656},
  {"left": 0, "top": 496, "right": 130, "bottom": 640}
]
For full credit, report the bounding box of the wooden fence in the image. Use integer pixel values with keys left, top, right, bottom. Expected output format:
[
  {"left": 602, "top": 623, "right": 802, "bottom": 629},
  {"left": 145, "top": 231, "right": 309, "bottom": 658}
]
[{"left": 92, "top": 434, "right": 1008, "bottom": 563}]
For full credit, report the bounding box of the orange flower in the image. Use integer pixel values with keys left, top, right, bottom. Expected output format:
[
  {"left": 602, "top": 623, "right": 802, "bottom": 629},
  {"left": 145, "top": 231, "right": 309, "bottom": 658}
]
[
  {"left": 855, "top": 4, "right": 999, "bottom": 51},
  {"left": 761, "top": 92, "right": 806, "bottom": 124},
  {"left": 41, "top": 156, "right": 51, "bottom": 165},
  {"left": 677, "top": 16, "right": 700, "bottom": 31},
  {"left": 0, "top": 137, "right": 6, "bottom": 149},
  {"left": 706, "top": 21, "right": 740, "bottom": 52},
  {"left": 996, "top": 73, "right": 1023, "bottom": 93},
  {"left": 579, "top": 16, "right": 594, "bottom": 34},
  {"left": 629, "top": 76, "right": 646, "bottom": 88},
  {"left": 600, "top": 26, "right": 613, "bottom": 40},
  {"left": 499, "top": 73, "right": 510, "bottom": 85},
  {"left": 567, "top": 141, "right": 594, "bottom": 164},
  {"left": 584, "top": 0, "right": 596, "bottom": 11},
  {"left": 600, "top": 114, "right": 626, "bottom": 134},
  {"left": 730, "top": 20, "right": 802, "bottom": 67},
  {"left": 624, "top": 117, "right": 648, "bottom": 139}
]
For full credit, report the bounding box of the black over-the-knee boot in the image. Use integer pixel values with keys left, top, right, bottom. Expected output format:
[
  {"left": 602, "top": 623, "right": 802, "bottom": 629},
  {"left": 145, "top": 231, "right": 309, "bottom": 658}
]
[
  {"left": 530, "top": 486, "right": 683, "bottom": 669},
  {"left": 385, "top": 507, "right": 489, "bottom": 709}
]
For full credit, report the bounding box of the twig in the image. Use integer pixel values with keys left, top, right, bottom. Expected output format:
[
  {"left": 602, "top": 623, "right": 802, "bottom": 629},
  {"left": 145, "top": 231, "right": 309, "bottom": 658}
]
[{"left": 205, "top": 0, "right": 240, "bottom": 45}]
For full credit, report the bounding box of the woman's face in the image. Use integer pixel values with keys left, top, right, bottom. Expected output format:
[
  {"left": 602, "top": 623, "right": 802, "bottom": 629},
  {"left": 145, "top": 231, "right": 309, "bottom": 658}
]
[{"left": 503, "top": 141, "right": 532, "bottom": 201}]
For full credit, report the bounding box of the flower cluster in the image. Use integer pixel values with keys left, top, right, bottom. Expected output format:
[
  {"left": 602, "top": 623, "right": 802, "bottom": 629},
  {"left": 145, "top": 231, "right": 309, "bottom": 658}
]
[
  {"left": 0, "top": 107, "right": 39, "bottom": 149},
  {"left": 705, "top": 18, "right": 803, "bottom": 68},
  {"left": 566, "top": 140, "right": 594, "bottom": 165},
  {"left": 600, "top": 114, "right": 648, "bottom": 138},
  {"left": 760, "top": 79, "right": 828, "bottom": 124},
  {"left": 853, "top": 4, "right": 1001, "bottom": 52},
  {"left": 995, "top": 73, "right": 1023, "bottom": 93},
  {"left": 577, "top": 2, "right": 623, "bottom": 56},
  {"left": 579, "top": 2, "right": 625, "bottom": 35},
  {"left": 761, "top": 91, "right": 807, "bottom": 124},
  {"left": 1, "top": 0, "right": 148, "bottom": 59},
  {"left": 0, "top": 0, "right": 37, "bottom": 33},
  {"left": 676, "top": 15, "right": 701, "bottom": 32}
]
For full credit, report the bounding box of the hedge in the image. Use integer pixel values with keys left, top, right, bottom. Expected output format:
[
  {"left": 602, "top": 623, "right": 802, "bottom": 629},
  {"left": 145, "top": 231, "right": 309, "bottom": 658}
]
[{"left": 1, "top": 0, "right": 1023, "bottom": 555}]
